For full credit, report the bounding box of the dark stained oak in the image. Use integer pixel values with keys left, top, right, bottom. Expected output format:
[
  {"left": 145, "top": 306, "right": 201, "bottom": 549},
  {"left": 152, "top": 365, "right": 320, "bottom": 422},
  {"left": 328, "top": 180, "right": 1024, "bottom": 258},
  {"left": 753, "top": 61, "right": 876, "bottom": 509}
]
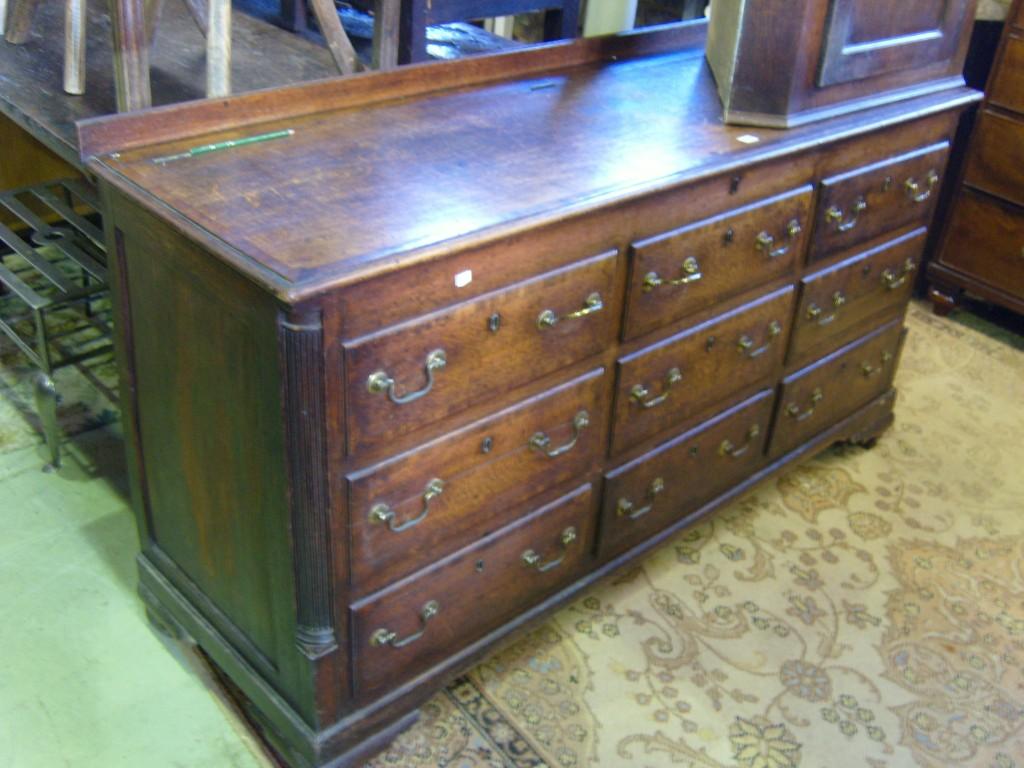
[
  {"left": 89, "top": 21, "right": 977, "bottom": 768},
  {"left": 962, "top": 110, "right": 1024, "bottom": 208},
  {"left": 930, "top": 0, "right": 1024, "bottom": 319}
]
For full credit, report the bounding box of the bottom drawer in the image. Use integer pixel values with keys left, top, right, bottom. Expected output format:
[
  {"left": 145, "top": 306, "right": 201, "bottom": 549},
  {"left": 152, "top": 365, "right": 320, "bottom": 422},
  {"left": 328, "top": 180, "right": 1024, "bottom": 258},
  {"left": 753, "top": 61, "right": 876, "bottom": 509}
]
[
  {"left": 771, "top": 319, "right": 905, "bottom": 457},
  {"left": 351, "top": 483, "right": 595, "bottom": 698},
  {"left": 599, "top": 389, "right": 774, "bottom": 558},
  {"left": 939, "top": 189, "right": 1024, "bottom": 299}
]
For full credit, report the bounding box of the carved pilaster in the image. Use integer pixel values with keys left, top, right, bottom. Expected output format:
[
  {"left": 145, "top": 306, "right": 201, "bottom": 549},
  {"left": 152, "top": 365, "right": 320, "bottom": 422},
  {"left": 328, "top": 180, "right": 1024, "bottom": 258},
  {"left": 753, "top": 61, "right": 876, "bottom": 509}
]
[{"left": 279, "top": 310, "right": 337, "bottom": 660}]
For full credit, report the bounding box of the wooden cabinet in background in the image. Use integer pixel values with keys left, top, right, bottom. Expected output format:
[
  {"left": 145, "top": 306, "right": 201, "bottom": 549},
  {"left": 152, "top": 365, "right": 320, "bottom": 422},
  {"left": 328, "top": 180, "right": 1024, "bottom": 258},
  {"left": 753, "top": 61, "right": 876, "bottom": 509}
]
[
  {"left": 930, "top": 0, "right": 1024, "bottom": 316},
  {"left": 78, "top": 21, "right": 977, "bottom": 768}
]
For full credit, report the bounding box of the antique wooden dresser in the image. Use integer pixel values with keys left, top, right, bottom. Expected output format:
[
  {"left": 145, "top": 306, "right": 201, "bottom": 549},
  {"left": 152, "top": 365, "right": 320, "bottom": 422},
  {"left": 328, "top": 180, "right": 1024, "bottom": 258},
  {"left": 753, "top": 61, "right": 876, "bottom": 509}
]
[
  {"left": 78, "top": 19, "right": 978, "bottom": 768},
  {"left": 930, "top": 0, "right": 1024, "bottom": 316}
]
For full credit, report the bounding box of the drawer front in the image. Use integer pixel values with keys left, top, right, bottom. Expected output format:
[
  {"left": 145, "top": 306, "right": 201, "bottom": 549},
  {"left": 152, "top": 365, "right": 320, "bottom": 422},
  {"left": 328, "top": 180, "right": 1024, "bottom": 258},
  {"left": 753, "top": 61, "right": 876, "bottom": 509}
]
[
  {"left": 789, "top": 228, "right": 925, "bottom": 366},
  {"left": 347, "top": 368, "right": 608, "bottom": 595},
  {"left": 963, "top": 110, "right": 1024, "bottom": 209},
  {"left": 344, "top": 251, "right": 619, "bottom": 454},
  {"left": 988, "top": 34, "right": 1024, "bottom": 115},
  {"left": 612, "top": 286, "right": 794, "bottom": 454},
  {"left": 352, "top": 483, "right": 595, "bottom": 697},
  {"left": 600, "top": 389, "right": 774, "bottom": 558},
  {"left": 939, "top": 190, "right": 1024, "bottom": 297},
  {"left": 811, "top": 142, "right": 950, "bottom": 260},
  {"left": 771, "top": 319, "right": 905, "bottom": 457},
  {"left": 624, "top": 185, "right": 812, "bottom": 340}
]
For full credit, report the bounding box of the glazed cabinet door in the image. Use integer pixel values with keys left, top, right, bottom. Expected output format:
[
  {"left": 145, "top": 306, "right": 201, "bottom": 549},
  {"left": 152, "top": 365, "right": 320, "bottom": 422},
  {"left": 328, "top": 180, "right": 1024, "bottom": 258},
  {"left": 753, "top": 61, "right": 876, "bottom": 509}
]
[{"left": 819, "top": 0, "right": 974, "bottom": 87}]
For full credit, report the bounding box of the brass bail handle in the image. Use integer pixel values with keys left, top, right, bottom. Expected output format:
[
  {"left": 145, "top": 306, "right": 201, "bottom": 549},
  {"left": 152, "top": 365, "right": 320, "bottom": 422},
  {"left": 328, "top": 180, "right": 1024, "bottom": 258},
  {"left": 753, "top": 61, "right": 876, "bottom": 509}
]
[
  {"left": 616, "top": 476, "right": 665, "bottom": 521},
  {"left": 370, "top": 600, "right": 440, "bottom": 649},
  {"left": 806, "top": 291, "right": 846, "bottom": 327},
  {"left": 786, "top": 388, "right": 823, "bottom": 422},
  {"left": 737, "top": 320, "right": 782, "bottom": 359},
  {"left": 825, "top": 196, "right": 867, "bottom": 233},
  {"left": 905, "top": 170, "right": 940, "bottom": 204},
  {"left": 369, "top": 478, "right": 445, "bottom": 533},
  {"left": 881, "top": 258, "right": 917, "bottom": 291},
  {"left": 537, "top": 292, "right": 604, "bottom": 329},
  {"left": 755, "top": 219, "right": 803, "bottom": 259},
  {"left": 367, "top": 349, "right": 447, "bottom": 405},
  {"left": 643, "top": 256, "right": 703, "bottom": 293},
  {"left": 861, "top": 351, "right": 894, "bottom": 378},
  {"left": 719, "top": 424, "right": 761, "bottom": 458},
  {"left": 529, "top": 410, "right": 590, "bottom": 459},
  {"left": 522, "top": 526, "right": 578, "bottom": 572},
  {"left": 631, "top": 367, "right": 683, "bottom": 409}
]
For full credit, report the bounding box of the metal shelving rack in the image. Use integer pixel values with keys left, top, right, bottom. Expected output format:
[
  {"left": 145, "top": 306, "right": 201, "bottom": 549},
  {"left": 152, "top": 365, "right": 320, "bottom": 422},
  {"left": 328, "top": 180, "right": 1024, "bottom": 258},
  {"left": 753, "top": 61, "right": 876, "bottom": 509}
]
[{"left": 0, "top": 178, "right": 110, "bottom": 470}]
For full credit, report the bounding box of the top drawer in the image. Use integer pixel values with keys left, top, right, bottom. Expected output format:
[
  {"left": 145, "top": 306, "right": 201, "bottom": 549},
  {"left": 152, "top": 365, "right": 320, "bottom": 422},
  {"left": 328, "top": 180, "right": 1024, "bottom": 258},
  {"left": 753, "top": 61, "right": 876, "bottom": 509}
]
[
  {"left": 810, "top": 142, "right": 950, "bottom": 261},
  {"left": 624, "top": 186, "right": 812, "bottom": 340},
  {"left": 344, "top": 250, "right": 619, "bottom": 454}
]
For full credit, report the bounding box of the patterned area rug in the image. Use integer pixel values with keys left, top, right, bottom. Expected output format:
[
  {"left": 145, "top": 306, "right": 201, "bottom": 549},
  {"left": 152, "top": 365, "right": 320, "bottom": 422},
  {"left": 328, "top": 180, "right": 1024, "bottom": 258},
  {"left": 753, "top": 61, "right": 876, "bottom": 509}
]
[{"left": 364, "top": 303, "right": 1024, "bottom": 768}]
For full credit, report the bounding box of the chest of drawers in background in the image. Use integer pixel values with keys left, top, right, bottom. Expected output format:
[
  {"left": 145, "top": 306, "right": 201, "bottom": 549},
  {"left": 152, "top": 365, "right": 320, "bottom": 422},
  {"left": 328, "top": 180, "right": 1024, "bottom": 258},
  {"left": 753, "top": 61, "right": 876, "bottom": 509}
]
[
  {"left": 80, "top": 23, "right": 977, "bottom": 768},
  {"left": 930, "top": 0, "right": 1024, "bottom": 316}
]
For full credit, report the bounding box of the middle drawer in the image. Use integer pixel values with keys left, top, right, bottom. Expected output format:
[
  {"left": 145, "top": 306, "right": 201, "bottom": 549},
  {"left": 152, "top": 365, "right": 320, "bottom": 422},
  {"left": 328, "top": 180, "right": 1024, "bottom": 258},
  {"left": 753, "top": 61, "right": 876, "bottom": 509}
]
[
  {"left": 612, "top": 286, "right": 794, "bottom": 454},
  {"left": 344, "top": 249, "right": 619, "bottom": 455},
  {"left": 346, "top": 368, "right": 608, "bottom": 595},
  {"left": 624, "top": 185, "right": 812, "bottom": 340}
]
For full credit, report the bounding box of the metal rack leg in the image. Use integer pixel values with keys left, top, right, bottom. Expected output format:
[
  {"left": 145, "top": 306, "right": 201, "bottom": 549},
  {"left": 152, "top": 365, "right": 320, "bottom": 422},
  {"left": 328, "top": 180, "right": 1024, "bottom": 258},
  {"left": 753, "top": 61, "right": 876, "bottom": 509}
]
[{"left": 34, "top": 372, "right": 61, "bottom": 471}]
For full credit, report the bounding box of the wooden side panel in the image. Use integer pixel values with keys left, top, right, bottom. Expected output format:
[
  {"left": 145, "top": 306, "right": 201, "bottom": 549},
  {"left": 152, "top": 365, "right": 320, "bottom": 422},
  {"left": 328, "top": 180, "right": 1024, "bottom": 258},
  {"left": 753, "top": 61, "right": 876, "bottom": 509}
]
[{"left": 107, "top": 191, "right": 311, "bottom": 716}]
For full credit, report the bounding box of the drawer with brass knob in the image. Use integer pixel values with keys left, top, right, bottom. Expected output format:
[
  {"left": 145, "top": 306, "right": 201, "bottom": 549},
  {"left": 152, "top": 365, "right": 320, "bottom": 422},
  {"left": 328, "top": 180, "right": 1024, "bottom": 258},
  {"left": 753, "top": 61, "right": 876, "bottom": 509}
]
[
  {"left": 624, "top": 186, "right": 812, "bottom": 340},
  {"left": 771, "top": 319, "right": 905, "bottom": 458},
  {"left": 811, "top": 142, "right": 950, "bottom": 261},
  {"left": 611, "top": 286, "right": 793, "bottom": 454},
  {"left": 343, "top": 250, "right": 619, "bottom": 454},
  {"left": 351, "top": 483, "right": 595, "bottom": 698},
  {"left": 346, "top": 368, "right": 608, "bottom": 596},
  {"left": 599, "top": 389, "right": 774, "bottom": 558},
  {"left": 788, "top": 228, "right": 926, "bottom": 367}
]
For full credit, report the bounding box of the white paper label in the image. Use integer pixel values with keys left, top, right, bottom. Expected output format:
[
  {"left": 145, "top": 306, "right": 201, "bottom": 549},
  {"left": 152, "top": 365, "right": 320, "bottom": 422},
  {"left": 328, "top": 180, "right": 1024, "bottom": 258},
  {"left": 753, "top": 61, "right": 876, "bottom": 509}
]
[
  {"left": 454, "top": 269, "right": 473, "bottom": 288},
  {"left": 737, "top": 134, "right": 761, "bottom": 145}
]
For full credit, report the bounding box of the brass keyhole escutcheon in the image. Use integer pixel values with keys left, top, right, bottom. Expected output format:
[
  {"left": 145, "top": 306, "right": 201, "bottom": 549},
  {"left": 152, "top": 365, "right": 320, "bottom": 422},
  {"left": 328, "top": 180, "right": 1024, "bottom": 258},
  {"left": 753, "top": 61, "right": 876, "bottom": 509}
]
[
  {"left": 481, "top": 436, "right": 494, "bottom": 454},
  {"left": 488, "top": 313, "right": 502, "bottom": 333}
]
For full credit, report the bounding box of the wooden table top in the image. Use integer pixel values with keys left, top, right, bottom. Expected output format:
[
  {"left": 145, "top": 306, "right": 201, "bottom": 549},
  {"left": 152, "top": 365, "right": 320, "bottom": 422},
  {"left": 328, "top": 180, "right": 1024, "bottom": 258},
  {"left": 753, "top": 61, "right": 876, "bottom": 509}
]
[{"left": 87, "top": 23, "right": 978, "bottom": 301}]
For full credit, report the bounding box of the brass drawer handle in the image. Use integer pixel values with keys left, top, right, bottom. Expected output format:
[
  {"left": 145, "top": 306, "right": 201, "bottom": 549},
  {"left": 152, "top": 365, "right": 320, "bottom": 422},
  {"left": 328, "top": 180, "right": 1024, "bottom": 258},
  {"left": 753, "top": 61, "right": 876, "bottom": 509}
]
[
  {"left": 786, "top": 388, "right": 823, "bottom": 422},
  {"left": 806, "top": 291, "right": 846, "bottom": 327},
  {"left": 617, "top": 477, "right": 665, "bottom": 521},
  {"left": 367, "top": 349, "right": 447, "bottom": 404},
  {"left": 369, "top": 478, "right": 444, "bottom": 533},
  {"left": 737, "top": 320, "right": 782, "bottom": 358},
  {"left": 825, "top": 197, "right": 867, "bottom": 233},
  {"left": 522, "top": 526, "right": 578, "bottom": 573},
  {"left": 881, "top": 258, "right": 917, "bottom": 291},
  {"left": 643, "top": 256, "right": 702, "bottom": 292},
  {"left": 370, "top": 600, "right": 440, "bottom": 649},
  {"left": 905, "top": 170, "right": 940, "bottom": 204},
  {"left": 537, "top": 292, "right": 604, "bottom": 329},
  {"left": 529, "top": 410, "right": 590, "bottom": 458},
  {"left": 719, "top": 424, "right": 761, "bottom": 458},
  {"left": 630, "top": 367, "right": 683, "bottom": 409},
  {"left": 755, "top": 219, "right": 803, "bottom": 259},
  {"left": 861, "top": 351, "right": 894, "bottom": 378}
]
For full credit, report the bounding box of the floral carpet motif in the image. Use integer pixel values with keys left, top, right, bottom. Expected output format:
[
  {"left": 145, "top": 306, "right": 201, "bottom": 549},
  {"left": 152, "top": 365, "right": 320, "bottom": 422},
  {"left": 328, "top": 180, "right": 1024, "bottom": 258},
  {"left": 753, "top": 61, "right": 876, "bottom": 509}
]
[{"left": 365, "top": 303, "right": 1024, "bottom": 768}]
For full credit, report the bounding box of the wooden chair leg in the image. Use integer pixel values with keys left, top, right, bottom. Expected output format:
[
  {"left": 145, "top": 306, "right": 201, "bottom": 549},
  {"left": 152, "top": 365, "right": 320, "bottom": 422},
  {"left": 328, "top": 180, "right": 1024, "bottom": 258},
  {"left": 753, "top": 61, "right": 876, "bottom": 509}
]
[
  {"left": 4, "top": 0, "right": 41, "bottom": 43},
  {"left": 372, "top": 0, "right": 399, "bottom": 70},
  {"left": 308, "top": 0, "right": 360, "bottom": 74},
  {"left": 206, "top": 0, "right": 230, "bottom": 96},
  {"left": 397, "top": 0, "right": 427, "bottom": 64},
  {"left": 144, "top": 0, "right": 165, "bottom": 43},
  {"left": 279, "top": 0, "right": 307, "bottom": 33},
  {"left": 107, "top": 0, "right": 151, "bottom": 110},
  {"left": 543, "top": 2, "right": 580, "bottom": 42},
  {"left": 64, "top": 0, "right": 86, "bottom": 94}
]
